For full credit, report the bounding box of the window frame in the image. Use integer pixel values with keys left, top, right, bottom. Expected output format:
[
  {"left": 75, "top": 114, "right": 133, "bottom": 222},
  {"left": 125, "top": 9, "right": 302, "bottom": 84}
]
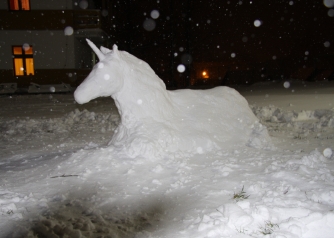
[
  {"left": 12, "top": 45, "right": 35, "bottom": 76},
  {"left": 8, "top": 0, "right": 31, "bottom": 11}
]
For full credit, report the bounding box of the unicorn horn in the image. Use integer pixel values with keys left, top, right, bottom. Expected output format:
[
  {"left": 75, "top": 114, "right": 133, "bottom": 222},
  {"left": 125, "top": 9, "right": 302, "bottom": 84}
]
[{"left": 86, "top": 39, "right": 105, "bottom": 61}]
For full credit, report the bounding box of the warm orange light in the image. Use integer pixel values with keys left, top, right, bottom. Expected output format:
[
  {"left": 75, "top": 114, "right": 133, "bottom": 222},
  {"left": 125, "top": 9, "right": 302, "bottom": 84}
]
[
  {"left": 26, "top": 58, "right": 35, "bottom": 75},
  {"left": 14, "top": 58, "right": 24, "bottom": 76},
  {"left": 12, "top": 45, "right": 35, "bottom": 76},
  {"left": 21, "top": 0, "right": 30, "bottom": 10},
  {"left": 202, "top": 71, "right": 209, "bottom": 78},
  {"left": 23, "top": 46, "right": 33, "bottom": 55},
  {"left": 10, "top": 0, "right": 19, "bottom": 10},
  {"left": 13, "top": 46, "right": 22, "bottom": 55},
  {"left": 10, "top": 0, "right": 30, "bottom": 10}
]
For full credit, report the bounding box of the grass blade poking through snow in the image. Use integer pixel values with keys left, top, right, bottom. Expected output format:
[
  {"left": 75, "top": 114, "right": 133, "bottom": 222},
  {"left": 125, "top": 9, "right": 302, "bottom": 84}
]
[
  {"left": 259, "top": 221, "right": 279, "bottom": 235},
  {"left": 232, "top": 185, "right": 250, "bottom": 202}
]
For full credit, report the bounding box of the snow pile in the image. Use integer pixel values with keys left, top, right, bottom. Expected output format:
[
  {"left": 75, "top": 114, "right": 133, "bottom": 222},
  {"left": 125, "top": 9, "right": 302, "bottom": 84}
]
[
  {"left": 0, "top": 109, "right": 120, "bottom": 157},
  {"left": 2, "top": 146, "right": 334, "bottom": 237},
  {"left": 0, "top": 89, "right": 334, "bottom": 237},
  {"left": 1, "top": 42, "right": 334, "bottom": 237},
  {"left": 179, "top": 149, "right": 334, "bottom": 238},
  {"left": 0, "top": 109, "right": 119, "bottom": 139},
  {"left": 74, "top": 40, "right": 272, "bottom": 159},
  {"left": 251, "top": 105, "right": 334, "bottom": 143},
  {"left": 251, "top": 105, "right": 334, "bottom": 126}
]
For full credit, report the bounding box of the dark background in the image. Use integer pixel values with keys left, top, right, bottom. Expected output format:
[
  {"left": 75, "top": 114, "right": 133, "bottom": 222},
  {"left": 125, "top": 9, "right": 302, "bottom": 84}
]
[{"left": 97, "top": 0, "right": 334, "bottom": 88}]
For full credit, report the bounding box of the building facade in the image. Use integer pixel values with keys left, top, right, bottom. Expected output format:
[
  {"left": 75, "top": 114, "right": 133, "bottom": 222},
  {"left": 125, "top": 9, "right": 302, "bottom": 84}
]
[{"left": 0, "top": 0, "right": 109, "bottom": 93}]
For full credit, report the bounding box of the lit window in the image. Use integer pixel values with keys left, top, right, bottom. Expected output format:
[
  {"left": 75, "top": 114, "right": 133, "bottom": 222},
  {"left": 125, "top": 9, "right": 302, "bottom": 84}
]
[
  {"left": 12, "top": 45, "right": 35, "bottom": 76},
  {"left": 9, "top": 0, "right": 30, "bottom": 11}
]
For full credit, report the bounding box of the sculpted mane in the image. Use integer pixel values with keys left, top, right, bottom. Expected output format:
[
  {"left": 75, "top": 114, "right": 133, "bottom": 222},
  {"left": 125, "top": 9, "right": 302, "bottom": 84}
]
[
  {"left": 96, "top": 47, "right": 175, "bottom": 124},
  {"left": 108, "top": 49, "right": 167, "bottom": 93}
]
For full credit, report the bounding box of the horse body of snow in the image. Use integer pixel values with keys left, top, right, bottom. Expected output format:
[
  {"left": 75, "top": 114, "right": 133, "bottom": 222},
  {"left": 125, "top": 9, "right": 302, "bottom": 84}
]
[{"left": 74, "top": 39, "right": 271, "bottom": 158}]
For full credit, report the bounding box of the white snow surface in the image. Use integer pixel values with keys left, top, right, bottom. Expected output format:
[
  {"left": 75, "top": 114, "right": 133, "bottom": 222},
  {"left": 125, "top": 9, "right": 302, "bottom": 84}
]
[
  {"left": 0, "top": 81, "right": 334, "bottom": 238},
  {"left": 1, "top": 47, "right": 334, "bottom": 238}
]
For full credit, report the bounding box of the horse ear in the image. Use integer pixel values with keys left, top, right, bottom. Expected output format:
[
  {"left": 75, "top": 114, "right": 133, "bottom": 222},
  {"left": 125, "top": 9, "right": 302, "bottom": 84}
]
[
  {"left": 112, "top": 44, "right": 121, "bottom": 58},
  {"left": 86, "top": 39, "right": 105, "bottom": 61},
  {"left": 100, "top": 46, "right": 112, "bottom": 54}
]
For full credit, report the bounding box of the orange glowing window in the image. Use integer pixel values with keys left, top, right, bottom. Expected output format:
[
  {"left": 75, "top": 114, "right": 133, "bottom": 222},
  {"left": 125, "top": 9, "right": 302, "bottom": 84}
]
[
  {"left": 14, "top": 58, "right": 24, "bottom": 76},
  {"left": 12, "top": 45, "right": 35, "bottom": 76},
  {"left": 13, "top": 47, "right": 23, "bottom": 55},
  {"left": 9, "top": 0, "right": 30, "bottom": 10}
]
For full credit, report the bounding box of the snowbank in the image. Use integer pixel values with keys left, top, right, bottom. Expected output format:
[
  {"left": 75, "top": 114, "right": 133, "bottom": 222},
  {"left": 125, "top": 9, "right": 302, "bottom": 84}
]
[
  {"left": 0, "top": 91, "right": 334, "bottom": 237},
  {"left": 0, "top": 109, "right": 120, "bottom": 158}
]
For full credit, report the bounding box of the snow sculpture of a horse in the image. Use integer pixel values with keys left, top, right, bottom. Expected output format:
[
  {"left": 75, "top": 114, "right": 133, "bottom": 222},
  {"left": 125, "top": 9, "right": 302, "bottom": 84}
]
[{"left": 75, "top": 39, "right": 271, "bottom": 159}]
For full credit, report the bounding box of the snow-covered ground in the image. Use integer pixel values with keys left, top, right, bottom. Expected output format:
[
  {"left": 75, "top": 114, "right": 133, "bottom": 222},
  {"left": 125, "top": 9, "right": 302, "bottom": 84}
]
[{"left": 1, "top": 81, "right": 334, "bottom": 238}]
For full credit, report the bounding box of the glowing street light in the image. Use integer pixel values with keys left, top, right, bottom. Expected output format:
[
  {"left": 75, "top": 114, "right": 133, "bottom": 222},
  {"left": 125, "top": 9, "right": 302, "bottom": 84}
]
[{"left": 202, "top": 71, "right": 209, "bottom": 78}]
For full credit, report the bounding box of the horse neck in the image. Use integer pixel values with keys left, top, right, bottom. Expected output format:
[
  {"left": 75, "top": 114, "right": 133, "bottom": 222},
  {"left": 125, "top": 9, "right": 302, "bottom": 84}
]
[{"left": 112, "top": 72, "right": 174, "bottom": 125}]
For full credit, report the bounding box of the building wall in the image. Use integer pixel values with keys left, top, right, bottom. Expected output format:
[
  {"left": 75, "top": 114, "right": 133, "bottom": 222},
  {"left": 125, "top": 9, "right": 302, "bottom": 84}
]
[
  {"left": 31, "top": 0, "right": 73, "bottom": 10},
  {"left": 0, "top": 0, "right": 109, "bottom": 89},
  {"left": 0, "top": 1, "right": 8, "bottom": 9},
  {"left": 74, "top": 39, "right": 95, "bottom": 69},
  {"left": 0, "top": 0, "right": 105, "bottom": 10},
  {"left": 0, "top": 0, "right": 74, "bottom": 10},
  {"left": 0, "top": 31, "right": 76, "bottom": 69}
]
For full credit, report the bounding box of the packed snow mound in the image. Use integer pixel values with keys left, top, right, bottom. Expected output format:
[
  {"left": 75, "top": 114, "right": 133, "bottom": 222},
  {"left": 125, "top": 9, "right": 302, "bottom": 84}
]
[
  {"left": 0, "top": 108, "right": 120, "bottom": 158},
  {"left": 0, "top": 109, "right": 119, "bottom": 142},
  {"left": 1, "top": 87, "right": 334, "bottom": 237},
  {"left": 251, "top": 105, "right": 334, "bottom": 125},
  {"left": 74, "top": 40, "right": 272, "bottom": 158},
  {"left": 2, "top": 147, "right": 334, "bottom": 238}
]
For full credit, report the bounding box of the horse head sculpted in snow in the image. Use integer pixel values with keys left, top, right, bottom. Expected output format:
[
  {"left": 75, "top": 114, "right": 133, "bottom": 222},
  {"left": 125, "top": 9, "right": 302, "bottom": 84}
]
[{"left": 75, "top": 39, "right": 272, "bottom": 159}]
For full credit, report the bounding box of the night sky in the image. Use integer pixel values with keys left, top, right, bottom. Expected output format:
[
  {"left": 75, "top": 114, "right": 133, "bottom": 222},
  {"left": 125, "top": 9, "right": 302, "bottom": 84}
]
[{"left": 103, "top": 0, "right": 334, "bottom": 87}]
